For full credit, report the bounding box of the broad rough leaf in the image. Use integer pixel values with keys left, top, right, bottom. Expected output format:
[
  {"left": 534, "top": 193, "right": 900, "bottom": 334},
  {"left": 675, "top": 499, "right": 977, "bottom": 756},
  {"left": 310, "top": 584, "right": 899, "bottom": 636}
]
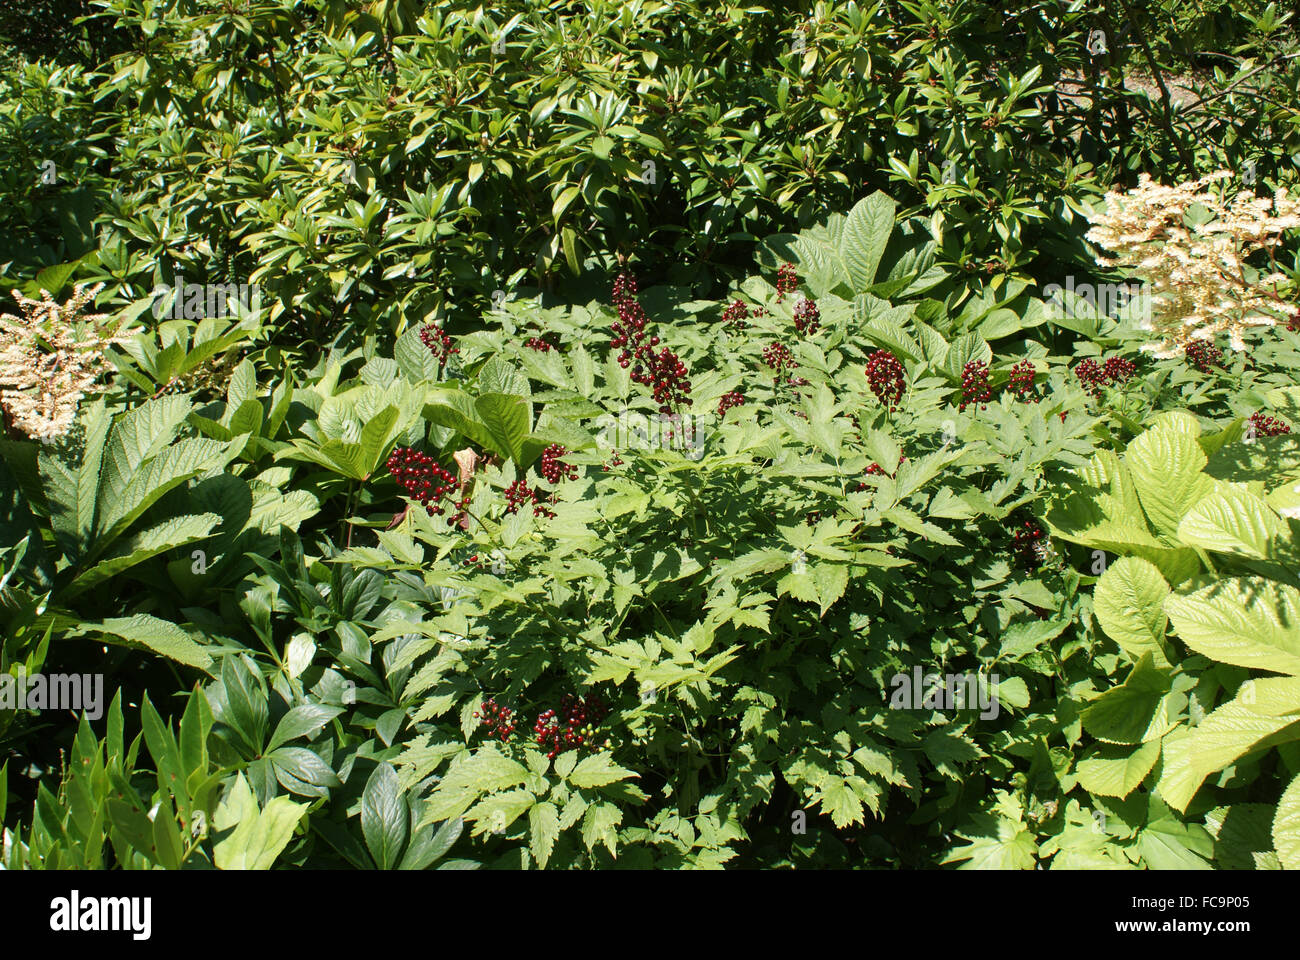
[
  {"left": 1093, "top": 556, "right": 1171, "bottom": 666},
  {"left": 1165, "top": 578, "right": 1300, "bottom": 675},
  {"left": 1126, "top": 426, "right": 1213, "bottom": 542}
]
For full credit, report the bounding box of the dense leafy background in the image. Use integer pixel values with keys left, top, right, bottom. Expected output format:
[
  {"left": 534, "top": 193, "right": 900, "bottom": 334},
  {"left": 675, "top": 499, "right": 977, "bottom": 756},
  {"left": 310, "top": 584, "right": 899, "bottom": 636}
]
[{"left": 3, "top": 0, "right": 1300, "bottom": 870}]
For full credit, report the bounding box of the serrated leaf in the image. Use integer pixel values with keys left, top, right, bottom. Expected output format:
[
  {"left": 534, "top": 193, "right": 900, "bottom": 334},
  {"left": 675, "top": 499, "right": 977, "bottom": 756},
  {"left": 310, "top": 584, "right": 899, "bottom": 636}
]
[
  {"left": 1093, "top": 556, "right": 1171, "bottom": 666},
  {"left": 1076, "top": 741, "right": 1160, "bottom": 798},
  {"left": 1165, "top": 578, "right": 1300, "bottom": 675}
]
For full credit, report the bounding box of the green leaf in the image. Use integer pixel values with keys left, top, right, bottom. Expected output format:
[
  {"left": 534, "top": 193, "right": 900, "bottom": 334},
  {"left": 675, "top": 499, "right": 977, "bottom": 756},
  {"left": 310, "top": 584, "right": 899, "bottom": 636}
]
[
  {"left": 567, "top": 752, "right": 637, "bottom": 789},
  {"left": 475, "top": 393, "right": 532, "bottom": 464},
  {"left": 837, "top": 191, "right": 895, "bottom": 294},
  {"left": 74, "top": 613, "right": 212, "bottom": 669},
  {"left": 362, "top": 763, "right": 408, "bottom": 870},
  {"left": 1126, "top": 426, "right": 1213, "bottom": 542},
  {"left": 395, "top": 326, "right": 442, "bottom": 382},
  {"left": 1165, "top": 578, "right": 1300, "bottom": 675},
  {"left": 98, "top": 395, "right": 192, "bottom": 511},
  {"left": 64, "top": 512, "right": 221, "bottom": 599},
  {"left": 266, "top": 704, "right": 344, "bottom": 753},
  {"left": 1093, "top": 557, "right": 1171, "bottom": 666},
  {"left": 40, "top": 398, "right": 110, "bottom": 562},
  {"left": 1273, "top": 772, "right": 1300, "bottom": 870},
  {"left": 1081, "top": 654, "right": 1174, "bottom": 745},
  {"left": 580, "top": 801, "right": 622, "bottom": 857},
  {"left": 1075, "top": 741, "right": 1160, "bottom": 798},
  {"left": 1157, "top": 704, "right": 1300, "bottom": 812},
  {"left": 1177, "top": 489, "right": 1284, "bottom": 560},
  {"left": 529, "top": 801, "right": 561, "bottom": 868},
  {"left": 213, "top": 773, "right": 308, "bottom": 870},
  {"left": 96, "top": 437, "right": 234, "bottom": 544}
]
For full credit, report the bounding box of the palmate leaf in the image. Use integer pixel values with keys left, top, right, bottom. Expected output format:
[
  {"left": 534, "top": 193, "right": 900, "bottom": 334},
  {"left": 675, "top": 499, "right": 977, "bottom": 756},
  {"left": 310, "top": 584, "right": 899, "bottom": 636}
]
[
  {"left": 98, "top": 395, "right": 192, "bottom": 512},
  {"left": 942, "top": 812, "right": 1038, "bottom": 869},
  {"left": 39, "top": 398, "right": 111, "bottom": 563},
  {"left": 62, "top": 512, "right": 222, "bottom": 600},
  {"left": 95, "top": 437, "right": 236, "bottom": 549}
]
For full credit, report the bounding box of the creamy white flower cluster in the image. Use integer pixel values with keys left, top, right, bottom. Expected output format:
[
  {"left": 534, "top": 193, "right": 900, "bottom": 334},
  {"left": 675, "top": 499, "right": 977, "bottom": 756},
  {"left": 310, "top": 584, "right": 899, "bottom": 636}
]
[
  {"left": 1, "top": 284, "right": 132, "bottom": 441},
  {"left": 1083, "top": 170, "right": 1300, "bottom": 357}
]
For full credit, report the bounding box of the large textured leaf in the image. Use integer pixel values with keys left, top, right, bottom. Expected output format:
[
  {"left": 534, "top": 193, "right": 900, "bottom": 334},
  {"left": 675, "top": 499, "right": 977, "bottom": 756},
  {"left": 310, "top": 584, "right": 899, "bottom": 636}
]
[
  {"left": 394, "top": 325, "right": 443, "bottom": 383},
  {"left": 1075, "top": 741, "right": 1160, "bottom": 798},
  {"left": 1127, "top": 426, "right": 1213, "bottom": 542},
  {"left": 74, "top": 613, "right": 212, "bottom": 668},
  {"left": 422, "top": 388, "right": 499, "bottom": 452},
  {"left": 1177, "top": 489, "right": 1284, "bottom": 560},
  {"left": 39, "top": 398, "right": 111, "bottom": 562},
  {"left": 475, "top": 393, "right": 531, "bottom": 465},
  {"left": 1165, "top": 578, "right": 1300, "bottom": 675},
  {"left": 1157, "top": 702, "right": 1300, "bottom": 812},
  {"left": 1274, "top": 772, "right": 1300, "bottom": 870},
  {"left": 1092, "top": 557, "right": 1171, "bottom": 666},
  {"left": 837, "top": 191, "right": 895, "bottom": 294},
  {"left": 1080, "top": 654, "right": 1174, "bottom": 745},
  {"left": 98, "top": 395, "right": 192, "bottom": 511},
  {"left": 64, "top": 513, "right": 221, "bottom": 599},
  {"left": 96, "top": 437, "right": 234, "bottom": 547}
]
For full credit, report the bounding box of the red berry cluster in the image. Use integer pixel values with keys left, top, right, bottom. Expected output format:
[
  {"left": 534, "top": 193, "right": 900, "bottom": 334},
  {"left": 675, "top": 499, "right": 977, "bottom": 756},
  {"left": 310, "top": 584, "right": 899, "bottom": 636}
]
[
  {"left": 611, "top": 273, "right": 658, "bottom": 367},
  {"left": 763, "top": 341, "right": 795, "bottom": 374},
  {"left": 1075, "top": 356, "right": 1135, "bottom": 399},
  {"left": 524, "top": 336, "right": 553, "bottom": 352},
  {"left": 722, "top": 299, "right": 750, "bottom": 333},
  {"left": 473, "top": 697, "right": 516, "bottom": 742},
  {"left": 1011, "top": 518, "right": 1047, "bottom": 568},
  {"left": 504, "top": 478, "right": 555, "bottom": 517},
  {"left": 959, "top": 360, "right": 992, "bottom": 412},
  {"left": 717, "top": 391, "right": 746, "bottom": 416},
  {"left": 1008, "top": 360, "right": 1040, "bottom": 402},
  {"left": 533, "top": 692, "right": 609, "bottom": 759},
  {"left": 1102, "top": 356, "right": 1136, "bottom": 384},
  {"left": 1249, "top": 412, "right": 1291, "bottom": 437},
  {"left": 775, "top": 262, "right": 798, "bottom": 303},
  {"left": 864, "top": 350, "right": 906, "bottom": 411},
  {"left": 610, "top": 274, "right": 691, "bottom": 414},
  {"left": 793, "top": 297, "right": 820, "bottom": 335},
  {"left": 857, "top": 454, "right": 907, "bottom": 489},
  {"left": 1185, "top": 339, "right": 1223, "bottom": 373},
  {"left": 642, "top": 347, "right": 692, "bottom": 413},
  {"left": 540, "top": 444, "right": 579, "bottom": 483},
  {"left": 386, "top": 446, "right": 460, "bottom": 516},
  {"left": 419, "top": 324, "right": 459, "bottom": 368},
  {"left": 601, "top": 451, "right": 625, "bottom": 471}
]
